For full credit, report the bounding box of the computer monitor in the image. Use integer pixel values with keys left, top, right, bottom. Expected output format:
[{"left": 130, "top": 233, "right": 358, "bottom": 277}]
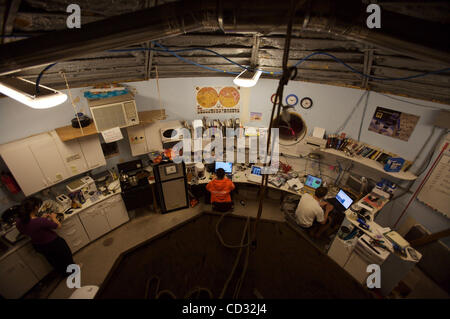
[
  {"left": 305, "top": 175, "right": 322, "bottom": 189},
  {"left": 335, "top": 189, "right": 354, "bottom": 209},
  {"left": 215, "top": 162, "right": 233, "bottom": 174},
  {"left": 251, "top": 165, "right": 262, "bottom": 176}
]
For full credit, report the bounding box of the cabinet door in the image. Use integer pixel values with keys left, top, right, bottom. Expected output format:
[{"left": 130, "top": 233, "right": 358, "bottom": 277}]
[
  {"left": 79, "top": 208, "right": 111, "bottom": 241},
  {"left": 127, "top": 125, "right": 147, "bottom": 156},
  {"left": 343, "top": 252, "right": 369, "bottom": 284},
  {"left": 104, "top": 195, "right": 129, "bottom": 230},
  {"left": 29, "top": 134, "right": 68, "bottom": 185},
  {"left": 17, "top": 242, "right": 52, "bottom": 280},
  {"left": 0, "top": 142, "right": 48, "bottom": 196},
  {"left": 56, "top": 215, "right": 90, "bottom": 254},
  {"left": 145, "top": 122, "right": 163, "bottom": 151},
  {"left": 50, "top": 131, "right": 88, "bottom": 177},
  {"left": 79, "top": 135, "right": 106, "bottom": 170},
  {"left": 0, "top": 252, "right": 38, "bottom": 299}
]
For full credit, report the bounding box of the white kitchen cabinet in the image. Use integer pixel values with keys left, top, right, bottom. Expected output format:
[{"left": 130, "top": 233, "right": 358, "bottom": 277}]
[
  {"left": 0, "top": 141, "right": 48, "bottom": 196},
  {"left": 0, "top": 131, "right": 106, "bottom": 196},
  {"left": 16, "top": 242, "right": 52, "bottom": 280},
  {"left": 29, "top": 134, "right": 69, "bottom": 185},
  {"left": 56, "top": 214, "right": 90, "bottom": 254},
  {"left": 103, "top": 195, "right": 129, "bottom": 229},
  {"left": 50, "top": 131, "right": 88, "bottom": 177},
  {"left": 327, "top": 237, "right": 356, "bottom": 267},
  {"left": 79, "top": 135, "right": 106, "bottom": 170},
  {"left": 127, "top": 125, "right": 148, "bottom": 156},
  {"left": 0, "top": 250, "right": 38, "bottom": 299},
  {"left": 144, "top": 122, "right": 163, "bottom": 151},
  {"left": 78, "top": 206, "right": 111, "bottom": 241}
]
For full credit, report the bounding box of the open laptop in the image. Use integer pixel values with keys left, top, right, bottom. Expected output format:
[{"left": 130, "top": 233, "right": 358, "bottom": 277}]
[
  {"left": 327, "top": 189, "right": 354, "bottom": 213},
  {"left": 247, "top": 165, "right": 263, "bottom": 183},
  {"left": 215, "top": 161, "right": 233, "bottom": 179},
  {"left": 302, "top": 175, "right": 322, "bottom": 195}
]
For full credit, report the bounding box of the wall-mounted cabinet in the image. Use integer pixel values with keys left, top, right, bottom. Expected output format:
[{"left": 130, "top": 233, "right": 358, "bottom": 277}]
[{"left": 0, "top": 131, "right": 106, "bottom": 196}]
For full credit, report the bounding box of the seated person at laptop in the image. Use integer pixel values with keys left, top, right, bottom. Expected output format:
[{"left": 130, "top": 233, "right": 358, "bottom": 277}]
[
  {"left": 206, "top": 168, "right": 235, "bottom": 212},
  {"left": 295, "top": 186, "right": 334, "bottom": 238}
]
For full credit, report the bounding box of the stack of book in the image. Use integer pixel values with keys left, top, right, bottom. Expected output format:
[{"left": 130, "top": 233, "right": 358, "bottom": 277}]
[{"left": 325, "top": 133, "right": 413, "bottom": 172}]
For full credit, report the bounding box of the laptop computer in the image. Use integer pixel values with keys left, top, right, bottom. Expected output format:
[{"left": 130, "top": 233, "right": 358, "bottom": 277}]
[
  {"left": 215, "top": 161, "right": 233, "bottom": 179},
  {"left": 247, "top": 165, "right": 263, "bottom": 183},
  {"left": 302, "top": 175, "right": 322, "bottom": 195},
  {"left": 327, "top": 189, "right": 354, "bottom": 213}
]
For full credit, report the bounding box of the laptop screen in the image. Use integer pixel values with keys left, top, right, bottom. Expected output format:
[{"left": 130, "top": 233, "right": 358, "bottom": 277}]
[
  {"left": 305, "top": 175, "right": 322, "bottom": 189},
  {"left": 215, "top": 162, "right": 233, "bottom": 174},
  {"left": 251, "top": 166, "right": 262, "bottom": 176},
  {"left": 336, "top": 189, "right": 353, "bottom": 209}
]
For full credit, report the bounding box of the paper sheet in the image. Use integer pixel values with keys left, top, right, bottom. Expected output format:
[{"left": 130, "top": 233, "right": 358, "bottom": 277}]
[
  {"left": 312, "top": 127, "right": 325, "bottom": 138},
  {"left": 101, "top": 127, "right": 123, "bottom": 143}
]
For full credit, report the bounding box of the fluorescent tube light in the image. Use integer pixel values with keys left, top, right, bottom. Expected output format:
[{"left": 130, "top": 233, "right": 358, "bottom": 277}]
[
  {"left": 0, "top": 77, "right": 67, "bottom": 109},
  {"left": 233, "top": 68, "right": 262, "bottom": 87}
]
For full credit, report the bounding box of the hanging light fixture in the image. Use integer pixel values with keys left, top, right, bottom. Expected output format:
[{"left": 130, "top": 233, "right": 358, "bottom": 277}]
[
  {"left": 233, "top": 68, "right": 262, "bottom": 88},
  {"left": 0, "top": 77, "right": 67, "bottom": 109}
]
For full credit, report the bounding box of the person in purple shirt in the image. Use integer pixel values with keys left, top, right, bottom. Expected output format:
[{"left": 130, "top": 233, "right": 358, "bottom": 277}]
[{"left": 16, "top": 197, "right": 74, "bottom": 277}]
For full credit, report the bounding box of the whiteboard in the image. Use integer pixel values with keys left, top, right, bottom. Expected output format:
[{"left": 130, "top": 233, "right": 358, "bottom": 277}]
[{"left": 417, "top": 134, "right": 450, "bottom": 218}]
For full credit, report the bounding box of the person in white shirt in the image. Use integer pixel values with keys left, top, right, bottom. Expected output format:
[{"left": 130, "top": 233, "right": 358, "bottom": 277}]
[{"left": 295, "top": 186, "right": 334, "bottom": 238}]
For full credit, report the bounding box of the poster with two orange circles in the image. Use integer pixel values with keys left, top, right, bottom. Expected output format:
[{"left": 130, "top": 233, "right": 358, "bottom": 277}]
[{"left": 195, "top": 86, "right": 241, "bottom": 114}]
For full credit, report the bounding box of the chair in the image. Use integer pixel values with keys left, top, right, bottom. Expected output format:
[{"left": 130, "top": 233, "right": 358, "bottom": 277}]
[{"left": 212, "top": 201, "right": 234, "bottom": 213}]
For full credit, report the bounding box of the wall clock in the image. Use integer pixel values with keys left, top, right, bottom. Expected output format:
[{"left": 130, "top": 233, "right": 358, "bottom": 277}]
[
  {"left": 270, "top": 93, "right": 281, "bottom": 104},
  {"left": 300, "top": 97, "right": 313, "bottom": 109},
  {"left": 285, "top": 94, "right": 299, "bottom": 107}
]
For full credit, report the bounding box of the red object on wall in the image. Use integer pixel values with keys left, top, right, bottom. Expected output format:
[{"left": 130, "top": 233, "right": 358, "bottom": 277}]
[{"left": 1, "top": 172, "right": 21, "bottom": 194}]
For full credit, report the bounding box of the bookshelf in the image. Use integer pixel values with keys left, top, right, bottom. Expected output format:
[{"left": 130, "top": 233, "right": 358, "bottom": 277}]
[{"left": 317, "top": 148, "right": 418, "bottom": 181}]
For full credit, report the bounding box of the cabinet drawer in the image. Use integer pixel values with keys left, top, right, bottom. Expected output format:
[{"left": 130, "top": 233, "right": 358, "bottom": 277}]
[{"left": 57, "top": 215, "right": 90, "bottom": 254}]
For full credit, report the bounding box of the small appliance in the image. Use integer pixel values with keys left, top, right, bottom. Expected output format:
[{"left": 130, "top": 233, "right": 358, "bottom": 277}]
[{"left": 56, "top": 194, "right": 71, "bottom": 211}]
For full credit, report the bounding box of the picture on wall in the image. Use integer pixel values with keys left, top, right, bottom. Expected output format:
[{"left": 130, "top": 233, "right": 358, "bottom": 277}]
[
  {"left": 368, "top": 106, "right": 420, "bottom": 141},
  {"left": 250, "top": 112, "right": 263, "bottom": 121},
  {"left": 195, "top": 86, "right": 241, "bottom": 114}
]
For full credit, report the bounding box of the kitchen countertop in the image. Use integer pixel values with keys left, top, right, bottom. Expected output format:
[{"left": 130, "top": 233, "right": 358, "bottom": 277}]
[
  {"left": 61, "top": 188, "right": 121, "bottom": 221},
  {"left": 0, "top": 188, "right": 123, "bottom": 262}
]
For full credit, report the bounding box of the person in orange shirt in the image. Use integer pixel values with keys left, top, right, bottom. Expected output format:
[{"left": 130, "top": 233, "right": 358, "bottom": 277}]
[{"left": 206, "top": 168, "right": 235, "bottom": 212}]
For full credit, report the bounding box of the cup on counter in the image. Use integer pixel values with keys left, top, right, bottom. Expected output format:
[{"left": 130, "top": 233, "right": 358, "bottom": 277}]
[{"left": 89, "top": 191, "right": 100, "bottom": 202}]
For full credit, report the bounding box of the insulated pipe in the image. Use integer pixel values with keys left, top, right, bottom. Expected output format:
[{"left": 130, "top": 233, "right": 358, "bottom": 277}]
[{"left": 0, "top": 0, "right": 449, "bottom": 76}]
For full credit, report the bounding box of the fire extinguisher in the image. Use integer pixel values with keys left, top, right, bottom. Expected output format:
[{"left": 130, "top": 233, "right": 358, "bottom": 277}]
[{"left": 1, "top": 172, "right": 21, "bottom": 194}]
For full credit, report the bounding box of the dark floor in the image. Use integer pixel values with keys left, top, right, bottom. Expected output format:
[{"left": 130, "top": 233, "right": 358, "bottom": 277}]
[{"left": 97, "top": 212, "right": 372, "bottom": 299}]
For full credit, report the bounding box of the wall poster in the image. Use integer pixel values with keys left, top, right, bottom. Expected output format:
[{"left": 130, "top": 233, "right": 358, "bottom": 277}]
[
  {"left": 250, "top": 112, "right": 263, "bottom": 121},
  {"left": 368, "top": 106, "right": 420, "bottom": 141},
  {"left": 195, "top": 86, "right": 241, "bottom": 114}
]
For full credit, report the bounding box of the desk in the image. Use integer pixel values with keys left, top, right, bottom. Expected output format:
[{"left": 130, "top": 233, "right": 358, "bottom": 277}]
[{"left": 188, "top": 167, "right": 313, "bottom": 197}]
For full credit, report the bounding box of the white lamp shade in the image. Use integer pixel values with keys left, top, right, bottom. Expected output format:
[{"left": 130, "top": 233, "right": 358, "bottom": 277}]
[
  {"left": 233, "top": 69, "right": 262, "bottom": 88},
  {"left": 0, "top": 77, "right": 67, "bottom": 109}
]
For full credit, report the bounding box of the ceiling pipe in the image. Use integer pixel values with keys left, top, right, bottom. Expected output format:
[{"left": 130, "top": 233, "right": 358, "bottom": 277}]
[{"left": 0, "top": 0, "right": 449, "bottom": 76}]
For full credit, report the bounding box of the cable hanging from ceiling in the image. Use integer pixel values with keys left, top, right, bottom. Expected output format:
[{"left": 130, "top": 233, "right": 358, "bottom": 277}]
[{"left": 34, "top": 44, "right": 450, "bottom": 91}]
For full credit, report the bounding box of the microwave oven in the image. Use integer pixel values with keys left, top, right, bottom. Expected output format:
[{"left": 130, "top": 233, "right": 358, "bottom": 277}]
[{"left": 88, "top": 93, "right": 139, "bottom": 132}]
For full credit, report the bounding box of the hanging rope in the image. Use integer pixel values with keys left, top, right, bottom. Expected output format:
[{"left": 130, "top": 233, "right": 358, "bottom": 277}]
[{"left": 60, "top": 71, "right": 84, "bottom": 135}]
